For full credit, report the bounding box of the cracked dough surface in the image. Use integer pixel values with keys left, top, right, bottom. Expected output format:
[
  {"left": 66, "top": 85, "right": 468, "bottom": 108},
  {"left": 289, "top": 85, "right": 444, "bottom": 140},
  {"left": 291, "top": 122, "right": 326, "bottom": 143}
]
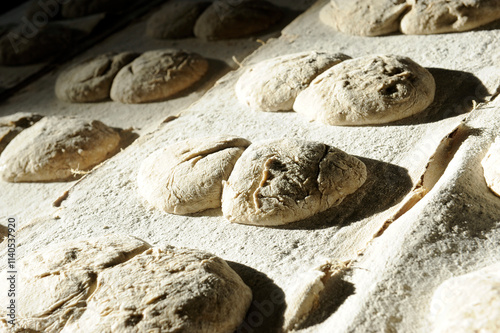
[
  {"left": 221, "top": 138, "right": 367, "bottom": 226},
  {"left": 55, "top": 52, "right": 138, "bottom": 103},
  {"left": 293, "top": 54, "right": 436, "bottom": 126},
  {"left": 429, "top": 262, "right": 500, "bottom": 332},
  {"left": 319, "top": 0, "right": 409, "bottom": 36},
  {"left": 146, "top": 0, "right": 210, "bottom": 39},
  {"left": 235, "top": 51, "right": 351, "bottom": 112},
  {"left": 61, "top": 246, "right": 252, "bottom": 333},
  {"left": 401, "top": 0, "right": 500, "bottom": 35},
  {"left": 482, "top": 137, "right": 500, "bottom": 197},
  {"left": 193, "top": 0, "right": 282, "bottom": 41},
  {"left": 0, "top": 235, "right": 149, "bottom": 333},
  {"left": 138, "top": 136, "right": 251, "bottom": 214},
  {"left": 0, "top": 116, "right": 121, "bottom": 182},
  {"left": 110, "top": 49, "right": 209, "bottom": 104}
]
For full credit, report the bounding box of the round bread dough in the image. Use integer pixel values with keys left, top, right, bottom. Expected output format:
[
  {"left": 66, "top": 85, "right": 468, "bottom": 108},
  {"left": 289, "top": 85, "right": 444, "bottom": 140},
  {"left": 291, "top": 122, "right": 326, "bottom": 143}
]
[
  {"left": 293, "top": 54, "right": 436, "bottom": 126},
  {"left": 0, "top": 235, "right": 150, "bottom": 333},
  {"left": 193, "top": 0, "right": 283, "bottom": 41},
  {"left": 401, "top": 0, "right": 500, "bottom": 35},
  {"left": 110, "top": 49, "right": 209, "bottom": 104},
  {"left": 146, "top": 1, "right": 210, "bottom": 39},
  {"left": 0, "top": 116, "right": 121, "bottom": 182},
  {"left": 235, "top": 51, "right": 351, "bottom": 112},
  {"left": 55, "top": 52, "right": 139, "bottom": 103},
  {"left": 138, "top": 136, "right": 251, "bottom": 214},
  {"left": 482, "top": 137, "right": 500, "bottom": 197},
  {"left": 221, "top": 138, "right": 367, "bottom": 226},
  {"left": 319, "top": 0, "right": 409, "bottom": 36},
  {"left": 0, "top": 24, "right": 84, "bottom": 66},
  {"left": 61, "top": 246, "right": 253, "bottom": 333},
  {"left": 429, "top": 263, "right": 500, "bottom": 332}
]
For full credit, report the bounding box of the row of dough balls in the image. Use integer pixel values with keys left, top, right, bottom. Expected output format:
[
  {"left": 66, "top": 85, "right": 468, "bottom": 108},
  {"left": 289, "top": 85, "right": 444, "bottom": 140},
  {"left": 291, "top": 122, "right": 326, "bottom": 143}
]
[
  {"left": 146, "top": 0, "right": 283, "bottom": 41},
  {"left": 0, "top": 115, "right": 123, "bottom": 182},
  {"left": 320, "top": 0, "right": 500, "bottom": 36},
  {"left": 55, "top": 49, "right": 208, "bottom": 104},
  {"left": 138, "top": 136, "right": 367, "bottom": 226},
  {"left": 236, "top": 52, "right": 436, "bottom": 126},
  {"left": 0, "top": 235, "right": 252, "bottom": 332}
]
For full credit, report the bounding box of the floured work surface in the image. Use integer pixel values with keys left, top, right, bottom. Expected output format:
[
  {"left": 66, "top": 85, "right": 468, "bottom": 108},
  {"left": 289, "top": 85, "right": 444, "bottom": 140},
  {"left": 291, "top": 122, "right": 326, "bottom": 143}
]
[{"left": 1, "top": 0, "right": 500, "bottom": 332}]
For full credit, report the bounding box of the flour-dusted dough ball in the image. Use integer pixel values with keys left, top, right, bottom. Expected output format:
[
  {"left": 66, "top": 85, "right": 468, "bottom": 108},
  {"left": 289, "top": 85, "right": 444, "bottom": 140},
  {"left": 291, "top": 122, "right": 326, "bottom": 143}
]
[
  {"left": 401, "top": 0, "right": 500, "bottom": 35},
  {"left": 319, "top": 0, "right": 409, "bottom": 36},
  {"left": 193, "top": 0, "right": 283, "bottom": 41},
  {"left": 61, "top": 246, "right": 253, "bottom": 333},
  {"left": 55, "top": 52, "right": 138, "bottom": 103},
  {"left": 482, "top": 138, "right": 500, "bottom": 197},
  {"left": 0, "top": 235, "right": 150, "bottom": 332},
  {"left": 110, "top": 49, "right": 209, "bottom": 103},
  {"left": 138, "top": 136, "right": 251, "bottom": 214},
  {"left": 146, "top": 0, "right": 210, "bottom": 39},
  {"left": 0, "top": 116, "right": 121, "bottom": 182},
  {"left": 293, "top": 54, "right": 436, "bottom": 126},
  {"left": 0, "top": 112, "right": 43, "bottom": 154},
  {"left": 235, "top": 51, "right": 351, "bottom": 112},
  {"left": 429, "top": 263, "right": 500, "bottom": 332},
  {"left": 221, "top": 139, "right": 367, "bottom": 226}
]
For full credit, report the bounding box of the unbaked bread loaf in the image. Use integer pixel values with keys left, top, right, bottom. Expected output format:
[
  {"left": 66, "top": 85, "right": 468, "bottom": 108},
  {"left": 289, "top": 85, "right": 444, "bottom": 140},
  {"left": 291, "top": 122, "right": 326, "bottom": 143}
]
[
  {"left": 221, "top": 138, "right": 367, "bottom": 226},
  {"left": 235, "top": 51, "right": 350, "bottom": 112},
  {"left": 0, "top": 116, "right": 121, "bottom": 182},
  {"left": 138, "top": 136, "right": 251, "bottom": 214},
  {"left": 110, "top": 49, "right": 209, "bottom": 103},
  {"left": 55, "top": 52, "right": 138, "bottom": 103},
  {"left": 293, "top": 54, "right": 436, "bottom": 126}
]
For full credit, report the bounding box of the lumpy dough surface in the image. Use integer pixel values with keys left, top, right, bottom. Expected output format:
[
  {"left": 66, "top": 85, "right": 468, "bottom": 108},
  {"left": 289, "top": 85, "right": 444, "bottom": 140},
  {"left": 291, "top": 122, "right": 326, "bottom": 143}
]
[
  {"left": 293, "top": 54, "right": 436, "bottom": 126},
  {"left": 55, "top": 52, "right": 138, "bottom": 103},
  {"left": 138, "top": 136, "right": 251, "bottom": 214},
  {"left": 235, "top": 51, "right": 351, "bottom": 112},
  {"left": 0, "top": 116, "right": 121, "bottom": 182},
  {"left": 221, "top": 138, "right": 367, "bottom": 226},
  {"left": 61, "top": 246, "right": 252, "bottom": 333},
  {"left": 110, "top": 49, "right": 209, "bottom": 104}
]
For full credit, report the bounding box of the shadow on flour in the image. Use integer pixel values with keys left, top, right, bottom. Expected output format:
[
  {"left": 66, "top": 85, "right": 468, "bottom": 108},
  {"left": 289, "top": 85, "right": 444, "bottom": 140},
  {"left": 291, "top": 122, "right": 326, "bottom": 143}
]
[
  {"left": 272, "top": 157, "right": 413, "bottom": 230},
  {"left": 388, "top": 68, "right": 488, "bottom": 126},
  {"left": 227, "top": 261, "right": 286, "bottom": 333}
]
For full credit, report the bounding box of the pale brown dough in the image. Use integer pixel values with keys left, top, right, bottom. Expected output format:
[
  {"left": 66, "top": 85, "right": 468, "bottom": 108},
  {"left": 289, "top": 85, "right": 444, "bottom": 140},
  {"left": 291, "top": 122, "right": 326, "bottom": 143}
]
[
  {"left": 110, "top": 49, "right": 209, "bottom": 104},
  {"left": 221, "top": 138, "right": 367, "bottom": 226},
  {"left": 235, "top": 51, "right": 351, "bottom": 112},
  {"left": 293, "top": 54, "right": 436, "bottom": 126},
  {"left": 429, "top": 262, "right": 500, "bottom": 332},
  {"left": 61, "top": 246, "right": 253, "bottom": 333},
  {"left": 482, "top": 137, "right": 500, "bottom": 197},
  {"left": 138, "top": 136, "right": 251, "bottom": 214},
  {"left": 55, "top": 52, "right": 138, "bottom": 103},
  {"left": 146, "top": 0, "right": 210, "bottom": 39},
  {"left": 319, "top": 0, "right": 409, "bottom": 36},
  {"left": 0, "top": 116, "right": 121, "bottom": 182},
  {"left": 193, "top": 0, "right": 283, "bottom": 41},
  {"left": 0, "top": 235, "right": 150, "bottom": 333},
  {"left": 401, "top": 0, "right": 500, "bottom": 35}
]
